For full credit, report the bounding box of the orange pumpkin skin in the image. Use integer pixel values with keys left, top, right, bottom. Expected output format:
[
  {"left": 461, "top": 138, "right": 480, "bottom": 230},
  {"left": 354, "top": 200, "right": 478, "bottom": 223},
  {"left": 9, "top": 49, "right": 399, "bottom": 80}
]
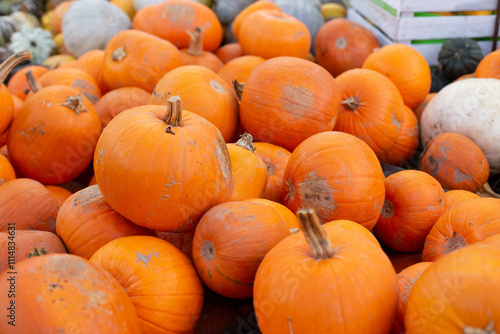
[
  {"left": 374, "top": 170, "right": 445, "bottom": 252},
  {"left": 393, "top": 262, "right": 433, "bottom": 332},
  {"left": 315, "top": 18, "right": 379, "bottom": 77},
  {"left": 238, "top": 10, "right": 311, "bottom": 59},
  {"left": 283, "top": 132, "right": 385, "bottom": 229},
  {"left": 232, "top": 1, "right": 282, "bottom": 42},
  {"left": 216, "top": 55, "right": 265, "bottom": 91},
  {"left": 7, "top": 86, "right": 101, "bottom": 184},
  {"left": 150, "top": 65, "right": 239, "bottom": 143},
  {"left": 73, "top": 49, "right": 109, "bottom": 95},
  {"left": 334, "top": 68, "right": 405, "bottom": 156},
  {"left": 132, "top": 4, "right": 156, "bottom": 31},
  {"left": 214, "top": 43, "right": 244, "bottom": 63},
  {"left": 443, "top": 190, "right": 480, "bottom": 212},
  {"left": 0, "top": 178, "right": 60, "bottom": 233},
  {"left": 239, "top": 57, "right": 341, "bottom": 152},
  {"left": 94, "top": 103, "right": 233, "bottom": 232},
  {"left": 156, "top": 230, "right": 194, "bottom": 261},
  {"left": 406, "top": 244, "right": 500, "bottom": 333},
  {"left": 0, "top": 253, "right": 141, "bottom": 333},
  {"left": 0, "top": 230, "right": 66, "bottom": 273},
  {"left": 422, "top": 198, "right": 500, "bottom": 262},
  {"left": 102, "top": 29, "right": 182, "bottom": 93},
  {"left": 94, "top": 86, "right": 150, "bottom": 129},
  {"left": 413, "top": 92, "right": 436, "bottom": 121},
  {"left": 7, "top": 65, "right": 49, "bottom": 100},
  {"left": 253, "top": 142, "right": 291, "bottom": 203},
  {"left": 44, "top": 185, "right": 72, "bottom": 206},
  {"left": 481, "top": 233, "right": 500, "bottom": 247},
  {"left": 146, "top": 0, "right": 222, "bottom": 52},
  {"left": 378, "top": 106, "right": 420, "bottom": 166},
  {"left": 0, "top": 84, "right": 13, "bottom": 137},
  {"left": 362, "top": 44, "right": 431, "bottom": 109},
  {"left": 419, "top": 132, "right": 490, "bottom": 192},
  {"left": 327, "top": 219, "right": 381, "bottom": 247},
  {"left": 51, "top": 1, "right": 75, "bottom": 34},
  {"left": 90, "top": 236, "right": 204, "bottom": 334},
  {"left": 253, "top": 219, "right": 398, "bottom": 334},
  {"left": 192, "top": 198, "right": 300, "bottom": 299},
  {"left": 475, "top": 48, "right": 500, "bottom": 79},
  {"left": 56, "top": 185, "right": 155, "bottom": 259},
  {"left": 0, "top": 154, "right": 15, "bottom": 185}
]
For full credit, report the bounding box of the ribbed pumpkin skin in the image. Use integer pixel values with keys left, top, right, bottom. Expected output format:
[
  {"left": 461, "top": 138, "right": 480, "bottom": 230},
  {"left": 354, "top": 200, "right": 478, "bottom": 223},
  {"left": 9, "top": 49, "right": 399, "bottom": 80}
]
[
  {"left": 239, "top": 57, "right": 341, "bottom": 152},
  {"left": 253, "top": 142, "right": 291, "bottom": 203},
  {"left": 419, "top": 132, "right": 489, "bottom": 192},
  {"left": 0, "top": 154, "right": 15, "bottom": 185},
  {"left": 481, "top": 233, "right": 500, "bottom": 247},
  {"left": 315, "top": 18, "right": 379, "bottom": 77},
  {"left": 334, "top": 68, "right": 405, "bottom": 156},
  {"left": 326, "top": 219, "right": 381, "bottom": 247},
  {"left": 94, "top": 105, "right": 233, "bottom": 232},
  {"left": 0, "top": 254, "right": 142, "bottom": 333},
  {"left": 0, "top": 230, "right": 66, "bottom": 273},
  {"left": 90, "top": 236, "right": 204, "bottom": 334},
  {"left": 150, "top": 66, "right": 240, "bottom": 143},
  {"left": 0, "top": 178, "right": 60, "bottom": 233},
  {"left": 362, "top": 44, "right": 431, "bottom": 109},
  {"left": 0, "top": 85, "right": 13, "bottom": 136},
  {"left": 7, "top": 86, "right": 101, "bottom": 185},
  {"left": 192, "top": 199, "right": 300, "bottom": 299},
  {"left": 475, "top": 48, "right": 500, "bottom": 79},
  {"left": 232, "top": 1, "right": 282, "bottom": 41},
  {"left": 442, "top": 190, "right": 479, "bottom": 212},
  {"left": 254, "top": 222, "right": 398, "bottom": 334},
  {"left": 56, "top": 185, "right": 155, "bottom": 259},
  {"left": 216, "top": 55, "right": 266, "bottom": 90},
  {"left": 423, "top": 198, "right": 500, "bottom": 262},
  {"left": 406, "top": 244, "right": 500, "bottom": 334},
  {"left": 7, "top": 65, "right": 48, "bottom": 100},
  {"left": 44, "top": 185, "right": 72, "bottom": 206},
  {"left": 374, "top": 170, "right": 445, "bottom": 252},
  {"left": 282, "top": 132, "right": 385, "bottom": 230}
]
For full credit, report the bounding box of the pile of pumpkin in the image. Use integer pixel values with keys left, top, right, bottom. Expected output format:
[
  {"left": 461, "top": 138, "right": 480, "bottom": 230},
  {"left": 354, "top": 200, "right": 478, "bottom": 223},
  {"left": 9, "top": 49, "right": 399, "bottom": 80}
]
[{"left": 1, "top": 0, "right": 500, "bottom": 333}]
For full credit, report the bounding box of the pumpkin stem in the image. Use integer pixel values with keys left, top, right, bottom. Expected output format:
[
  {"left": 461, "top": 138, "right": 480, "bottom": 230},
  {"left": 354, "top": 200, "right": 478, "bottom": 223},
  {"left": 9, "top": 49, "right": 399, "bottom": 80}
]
[
  {"left": 61, "top": 95, "right": 88, "bottom": 114},
  {"left": 112, "top": 46, "right": 127, "bottom": 62},
  {"left": 0, "top": 50, "right": 31, "bottom": 85},
  {"left": 202, "top": 241, "right": 216, "bottom": 261},
  {"left": 163, "top": 96, "right": 184, "bottom": 134},
  {"left": 289, "top": 227, "right": 300, "bottom": 235},
  {"left": 296, "top": 209, "right": 335, "bottom": 260},
  {"left": 463, "top": 321, "right": 496, "bottom": 334},
  {"left": 476, "top": 182, "right": 500, "bottom": 199},
  {"left": 232, "top": 79, "right": 244, "bottom": 101},
  {"left": 187, "top": 27, "right": 204, "bottom": 56},
  {"left": 28, "top": 247, "right": 49, "bottom": 258},
  {"left": 342, "top": 96, "right": 362, "bottom": 111},
  {"left": 25, "top": 69, "right": 42, "bottom": 93},
  {"left": 235, "top": 133, "right": 256, "bottom": 153}
]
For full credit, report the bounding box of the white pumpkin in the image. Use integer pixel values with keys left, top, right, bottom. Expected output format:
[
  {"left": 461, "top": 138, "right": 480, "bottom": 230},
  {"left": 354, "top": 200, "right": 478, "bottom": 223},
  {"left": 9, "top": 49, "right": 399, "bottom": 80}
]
[
  {"left": 62, "top": 0, "right": 131, "bottom": 57},
  {"left": 8, "top": 26, "right": 55, "bottom": 65},
  {"left": 420, "top": 78, "right": 500, "bottom": 171}
]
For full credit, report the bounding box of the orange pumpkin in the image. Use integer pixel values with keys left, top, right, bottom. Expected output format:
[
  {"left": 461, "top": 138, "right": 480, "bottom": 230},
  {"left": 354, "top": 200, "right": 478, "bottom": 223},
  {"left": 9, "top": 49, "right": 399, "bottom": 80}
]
[
  {"left": 443, "top": 189, "right": 480, "bottom": 212},
  {"left": 315, "top": 18, "right": 379, "bottom": 77},
  {"left": 51, "top": 1, "right": 75, "bottom": 34},
  {"left": 0, "top": 178, "right": 60, "bottom": 233},
  {"left": 362, "top": 44, "right": 432, "bottom": 109},
  {"left": 232, "top": 0, "right": 282, "bottom": 41},
  {"left": 327, "top": 219, "right": 381, "bottom": 247},
  {"left": 44, "top": 185, "right": 72, "bottom": 206},
  {"left": 94, "top": 86, "right": 150, "bottom": 129},
  {"left": 214, "top": 42, "right": 244, "bottom": 63},
  {"left": 475, "top": 48, "right": 500, "bottom": 79},
  {"left": 238, "top": 10, "right": 310, "bottom": 59},
  {"left": 227, "top": 133, "right": 268, "bottom": 201},
  {"left": 254, "top": 209, "right": 398, "bottom": 333},
  {"left": 180, "top": 27, "right": 224, "bottom": 72},
  {"left": 0, "top": 230, "right": 66, "bottom": 273},
  {"left": 7, "top": 65, "right": 48, "bottom": 101},
  {"left": 150, "top": 65, "right": 239, "bottom": 143},
  {"left": 102, "top": 29, "right": 182, "bottom": 92},
  {"left": 239, "top": 56, "right": 341, "bottom": 152},
  {"left": 94, "top": 97, "right": 233, "bottom": 232},
  {"left": 131, "top": 4, "right": 156, "bottom": 31},
  {"left": 423, "top": 198, "right": 500, "bottom": 261},
  {"left": 90, "top": 236, "right": 204, "bottom": 333},
  {"left": 8, "top": 85, "right": 101, "bottom": 184},
  {"left": 72, "top": 49, "right": 109, "bottom": 95},
  {"left": 413, "top": 92, "right": 436, "bottom": 121},
  {"left": 481, "top": 233, "right": 500, "bottom": 247},
  {"left": 283, "top": 131, "right": 385, "bottom": 230},
  {"left": 334, "top": 68, "right": 405, "bottom": 157},
  {"left": 374, "top": 170, "right": 445, "bottom": 252},
  {"left": 216, "top": 55, "right": 265, "bottom": 92},
  {"left": 192, "top": 198, "right": 300, "bottom": 298},
  {"left": 0, "top": 155, "right": 15, "bottom": 186},
  {"left": 0, "top": 253, "right": 141, "bottom": 333}
]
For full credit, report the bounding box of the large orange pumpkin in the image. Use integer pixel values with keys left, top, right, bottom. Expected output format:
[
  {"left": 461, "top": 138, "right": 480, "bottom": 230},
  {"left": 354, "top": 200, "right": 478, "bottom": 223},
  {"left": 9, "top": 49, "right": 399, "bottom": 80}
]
[
  {"left": 362, "top": 44, "right": 432, "bottom": 109},
  {"left": 150, "top": 65, "right": 239, "bottom": 143},
  {"left": 475, "top": 48, "right": 500, "bottom": 79},
  {"left": 282, "top": 131, "right": 385, "bottom": 230},
  {"left": 131, "top": 4, "right": 156, "bottom": 31},
  {"left": 94, "top": 97, "right": 233, "bottom": 232},
  {"left": 180, "top": 27, "right": 224, "bottom": 72},
  {"left": 232, "top": 1, "right": 281, "bottom": 41},
  {"left": 239, "top": 56, "right": 341, "bottom": 152},
  {"left": 90, "top": 236, "right": 204, "bottom": 334}
]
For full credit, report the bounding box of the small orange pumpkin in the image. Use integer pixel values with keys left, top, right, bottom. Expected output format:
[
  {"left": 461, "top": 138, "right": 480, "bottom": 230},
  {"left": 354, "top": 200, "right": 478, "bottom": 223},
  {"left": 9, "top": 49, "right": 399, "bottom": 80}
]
[
  {"left": 216, "top": 55, "right": 265, "bottom": 92},
  {"left": 7, "top": 65, "right": 48, "bottom": 101},
  {"left": 214, "top": 42, "right": 244, "bottom": 63},
  {"left": 232, "top": 1, "right": 282, "bottom": 41},
  {"left": 442, "top": 189, "right": 480, "bottom": 212},
  {"left": 475, "top": 48, "right": 500, "bottom": 79},
  {"left": 180, "top": 27, "right": 224, "bottom": 72},
  {"left": 72, "top": 49, "right": 109, "bottom": 95}
]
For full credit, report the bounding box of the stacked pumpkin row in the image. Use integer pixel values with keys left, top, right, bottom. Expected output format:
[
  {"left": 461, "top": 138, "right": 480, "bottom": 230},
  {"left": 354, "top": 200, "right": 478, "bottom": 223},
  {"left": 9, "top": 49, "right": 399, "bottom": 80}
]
[{"left": 1, "top": 0, "right": 500, "bottom": 333}]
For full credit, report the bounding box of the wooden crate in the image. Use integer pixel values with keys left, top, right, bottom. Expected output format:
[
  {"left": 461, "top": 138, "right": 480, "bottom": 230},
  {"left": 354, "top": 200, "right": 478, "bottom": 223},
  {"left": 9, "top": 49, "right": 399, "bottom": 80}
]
[{"left": 347, "top": 0, "right": 499, "bottom": 65}]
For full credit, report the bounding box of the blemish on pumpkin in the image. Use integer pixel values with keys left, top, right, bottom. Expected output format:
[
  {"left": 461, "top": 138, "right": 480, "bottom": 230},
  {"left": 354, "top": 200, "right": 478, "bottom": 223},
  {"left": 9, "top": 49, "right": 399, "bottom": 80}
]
[
  {"left": 210, "top": 80, "right": 224, "bottom": 93},
  {"left": 445, "top": 231, "right": 467, "bottom": 254},
  {"left": 453, "top": 167, "right": 473, "bottom": 184},
  {"left": 203, "top": 241, "right": 215, "bottom": 261},
  {"left": 284, "top": 179, "right": 295, "bottom": 203},
  {"left": 392, "top": 111, "right": 402, "bottom": 132},
  {"left": 282, "top": 84, "right": 314, "bottom": 117},
  {"left": 381, "top": 199, "right": 395, "bottom": 218},
  {"left": 214, "top": 138, "right": 232, "bottom": 187},
  {"left": 135, "top": 248, "right": 160, "bottom": 270},
  {"left": 335, "top": 36, "right": 347, "bottom": 49},
  {"left": 297, "top": 172, "right": 337, "bottom": 222}
]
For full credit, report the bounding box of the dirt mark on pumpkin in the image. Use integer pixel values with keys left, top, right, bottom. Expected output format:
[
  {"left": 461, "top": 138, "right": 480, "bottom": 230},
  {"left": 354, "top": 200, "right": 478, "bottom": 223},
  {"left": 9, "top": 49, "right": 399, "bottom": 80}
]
[
  {"left": 135, "top": 247, "right": 160, "bottom": 270},
  {"left": 282, "top": 84, "right": 314, "bottom": 118},
  {"left": 298, "top": 172, "right": 337, "bottom": 223},
  {"left": 453, "top": 167, "right": 473, "bottom": 184}
]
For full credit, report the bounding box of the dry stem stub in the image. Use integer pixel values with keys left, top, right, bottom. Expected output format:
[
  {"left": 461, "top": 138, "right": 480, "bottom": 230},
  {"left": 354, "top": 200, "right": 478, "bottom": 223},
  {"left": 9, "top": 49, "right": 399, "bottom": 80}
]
[
  {"left": 0, "top": 50, "right": 32, "bottom": 84},
  {"left": 232, "top": 80, "right": 244, "bottom": 101},
  {"left": 25, "top": 69, "right": 42, "bottom": 93},
  {"left": 187, "top": 27, "right": 204, "bottom": 56},
  {"left": 112, "top": 46, "right": 127, "bottom": 62},
  {"left": 62, "top": 95, "right": 88, "bottom": 114},
  {"left": 235, "top": 133, "right": 256, "bottom": 153},
  {"left": 296, "top": 209, "right": 335, "bottom": 260},
  {"left": 342, "top": 96, "right": 361, "bottom": 110},
  {"left": 163, "top": 96, "right": 184, "bottom": 134}
]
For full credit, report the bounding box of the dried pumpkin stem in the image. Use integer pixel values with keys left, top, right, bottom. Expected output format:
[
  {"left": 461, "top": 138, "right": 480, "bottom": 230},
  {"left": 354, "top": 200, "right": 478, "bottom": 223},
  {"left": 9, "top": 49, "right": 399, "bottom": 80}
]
[
  {"left": 296, "top": 209, "right": 335, "bottom": 260},
  {"left": 25, "top": 69, "right": 42, "bottom": 93},
  {"left": 163, "top": 96, "right": 184, "bottom": 134},
  {"left": 342, "top": 96, "right": 361, "bottom": 110},
  {"left": 28, "top": 247, "right": 49, "bottom": 258},
  {"left": 233, "top": 80, "right": 244, "bottom": 101},
  {"left": 0, "top": 50, "right": 31, "bottom": 85},
  {"left": 61, "top": 95, "right": 88, "bottom": 114},
  {"left": 476, "top": 182, "right": 500, "bottom": 199},
  {"left": 463, "top": 321, "right": 497, "bottom": 334},
  {"left": 235, "top": 133, "right": 256, "bottom": 153},
  {"left": 112, "top": 46, "right": 127, "bottom": 62},
  {"left": 187, "top": 27, "right": 204, "bottom": 56}
]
